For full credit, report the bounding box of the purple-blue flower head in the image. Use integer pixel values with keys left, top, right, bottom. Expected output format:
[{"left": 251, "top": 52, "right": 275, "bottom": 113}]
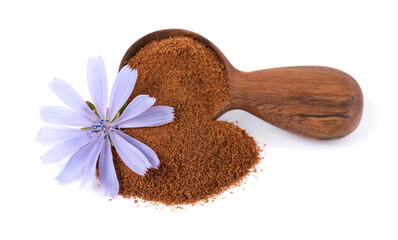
[{"left": 37, "top": 56, "right": 174, "bottom": 196}]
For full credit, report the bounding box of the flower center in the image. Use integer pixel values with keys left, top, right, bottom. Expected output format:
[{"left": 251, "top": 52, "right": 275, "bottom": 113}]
[{"left": 87, "top": 119, "right": 118, "bottom": 140}]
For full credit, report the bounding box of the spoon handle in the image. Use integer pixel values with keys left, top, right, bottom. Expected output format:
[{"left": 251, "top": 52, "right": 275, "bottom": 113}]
[{"left": 226, "top": 66, "right": 363, "bottom": 140}]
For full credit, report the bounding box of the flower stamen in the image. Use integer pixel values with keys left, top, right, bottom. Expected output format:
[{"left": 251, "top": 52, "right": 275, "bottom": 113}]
[{"left": 87, "top": 119, "right": 116, "bottom": 141}]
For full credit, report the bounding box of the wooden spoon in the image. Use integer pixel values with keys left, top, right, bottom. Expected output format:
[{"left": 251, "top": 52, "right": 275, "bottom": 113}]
[{"left": 120, "top": 29, "right": 363, "bottom": 140}]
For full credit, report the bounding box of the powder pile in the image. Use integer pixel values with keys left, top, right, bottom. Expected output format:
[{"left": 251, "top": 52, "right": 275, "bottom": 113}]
[{"left": 113, "top": 36, "right": 260, "bottom": 205}]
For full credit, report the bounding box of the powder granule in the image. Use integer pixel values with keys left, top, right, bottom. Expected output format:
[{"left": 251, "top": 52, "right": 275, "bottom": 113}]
[{"left": 113, "top": 36, "right": 260, "bottom": 205}]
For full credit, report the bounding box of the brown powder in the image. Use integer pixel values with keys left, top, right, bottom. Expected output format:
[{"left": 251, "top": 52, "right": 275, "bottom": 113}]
[{"left": 113, "top": 36, "right": 260, "bottom": 205}]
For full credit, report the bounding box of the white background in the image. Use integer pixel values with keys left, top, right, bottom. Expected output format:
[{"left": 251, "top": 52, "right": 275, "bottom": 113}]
[{"left": 0, "top": 0, "right": 397, "bottom": 239}]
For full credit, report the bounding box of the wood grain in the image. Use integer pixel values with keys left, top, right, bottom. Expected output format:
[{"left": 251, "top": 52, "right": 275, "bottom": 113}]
[
  {"left": 214, "top": 66, "right": 363, "bottom": 139},
  {"left": 120, "top": 29, "right": 363, "bottom": 140}
]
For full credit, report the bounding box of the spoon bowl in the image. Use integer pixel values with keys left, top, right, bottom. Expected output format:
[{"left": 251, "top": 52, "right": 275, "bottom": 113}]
[{"left": 120, "top": 29, "right": 363, "bottom": 140}]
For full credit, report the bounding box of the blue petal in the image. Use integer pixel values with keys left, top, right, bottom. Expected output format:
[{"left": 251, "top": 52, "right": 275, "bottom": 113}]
[
  {"left": 110, "top": 132, "right": 152, "bottom": 175},
  {"left": 40, "top": 135, "right": 92, "bottom": 164},
  {"left": 56, "top": 138, "right": 101, "bottom": 185},
  {"left": 116, "top": 130, "right": 159, "bottom": 168},
  {"left": 113, "top": 95, "right": 155, "bottom": 125},
  {"left": 37, "top": 126, "right": 87, "bottom": 146},
  {"left": 80, "top": 139, "right": 104, "bottom": 188},
  {"left": 49, "top": 78, "right": 97, "bottom": 122},
  {"left": 40, "top": 106, "right": 94, "bottom": 126},
  {"left": 107, "top": 66, "right": 137, "bottom": 121},
  {"left": 98, "top": 137, "right": 119, "bottom": 196},
  {"left": 87, "top": 56, "right": 108, "bottom": 119},
  {"left": 116, "top": 106, "right": 174, "bottom": 128}
]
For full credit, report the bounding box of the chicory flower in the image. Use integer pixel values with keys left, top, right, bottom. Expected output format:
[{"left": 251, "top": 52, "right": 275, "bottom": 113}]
[{"left": 38, "top": 57, "right": 174, "bottom": 196}]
